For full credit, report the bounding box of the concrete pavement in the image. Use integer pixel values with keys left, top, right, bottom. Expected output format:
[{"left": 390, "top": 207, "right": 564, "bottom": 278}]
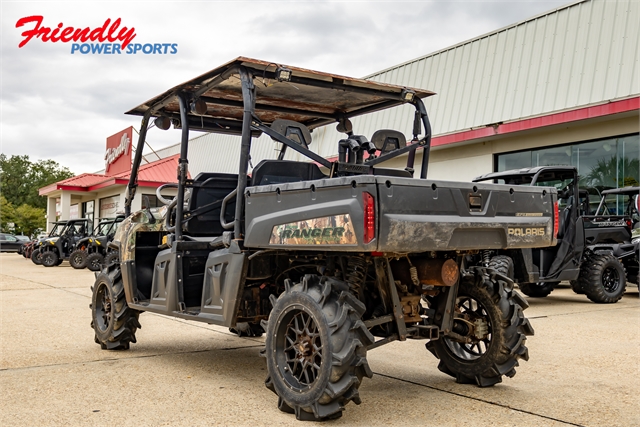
[{"left": 1, "top": 253, "right": 638, "bottom": 426}]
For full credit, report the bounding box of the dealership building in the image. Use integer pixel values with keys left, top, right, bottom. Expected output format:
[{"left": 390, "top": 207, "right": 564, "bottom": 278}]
[{"left": 42, "top": 0, "right": 638, "bottom": 227}]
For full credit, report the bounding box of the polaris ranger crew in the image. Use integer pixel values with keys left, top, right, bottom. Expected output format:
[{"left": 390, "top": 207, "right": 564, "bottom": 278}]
[{"left": 91, "top": 57, "right": 558, "bottom": 421}]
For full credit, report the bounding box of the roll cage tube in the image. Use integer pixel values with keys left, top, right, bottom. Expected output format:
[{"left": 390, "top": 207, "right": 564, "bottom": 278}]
[
  {"left": 125, "top": 111, "right": 152, "bottom": 217},
  {"left": 234, "top": 67, "right": 257, "bottom": 239},
  {"left": 174, "top": 92, "right": 191, "bottom": 242}
]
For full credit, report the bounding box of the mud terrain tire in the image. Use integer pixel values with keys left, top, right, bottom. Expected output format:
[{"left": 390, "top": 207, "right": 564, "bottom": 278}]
[
  {"left": 69, "top": 250, "right": 87, "bottom": 269},
  {"left": 103, "top": 251, "right": 120, "bottom": 268},
  {"left": 41, "top": 250, "right": 59, "bottom": 267},
  {"left": 427, "top": 268, "right": 534, "bottom": 387},
  {"left": 580, "top": 253, "right": 626, "bottom": 304},
  {"left": 264, "top": 274, "right": 374, "bottom": 420},
  {"left": 519, "top": 281, "right": 556, "bottom": 298},
  {"left": 91, "top": 264, "right": 141, "bottom": 350},
  {"left": 488, "top": 255, "right": 513, "bottom": 277},
  {"left": 31, "top": 248, "right": 42, "bottom": 265},
  {"left": 86, "top": 253, "right": 105, "bottom": 272},
  {"left": 570, "top": 280, "right": 584, "bottom": 294}
]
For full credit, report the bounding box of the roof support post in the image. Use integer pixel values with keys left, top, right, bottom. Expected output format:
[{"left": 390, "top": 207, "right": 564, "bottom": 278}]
[
  {"left": 414, "top": 98, "right": 433, "bottom": 180},
  {"left": 125, "top": 111, "right": 152, "bottom": 217},
  {"left": 174, "top": 93, "right": 191, "bottom": 242},
  {"left": 233, "top": 67, "right": 256, "bottom": 239}
]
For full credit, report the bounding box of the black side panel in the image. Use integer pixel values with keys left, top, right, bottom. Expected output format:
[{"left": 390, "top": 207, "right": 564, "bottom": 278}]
[{"left": 251, "top": 160, "right": 326, "bottom": 186}]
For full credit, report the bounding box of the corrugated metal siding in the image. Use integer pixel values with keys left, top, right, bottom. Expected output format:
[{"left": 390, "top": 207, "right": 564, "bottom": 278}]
[
  {"left": 151, "top": 0, "right": 638, "bottom": 168},
  {"left": 307, "top": 0, "right": 638, "bottom": 158}
]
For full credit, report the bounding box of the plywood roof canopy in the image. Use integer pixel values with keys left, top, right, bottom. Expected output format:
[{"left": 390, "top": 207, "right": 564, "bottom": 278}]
[{"left": 126, "top": 57, "right": 435, "bottom": 135}]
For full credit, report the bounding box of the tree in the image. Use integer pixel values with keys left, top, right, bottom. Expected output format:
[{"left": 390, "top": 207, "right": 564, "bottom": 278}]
[
  {"left": 13, "top": 204, "right": 46, "bottom": 237},
  {"left": 0, "top": 154, "right": 74, "bottom": 210},
  {"left": 584, "top": 156, "right": 639, "bottom": 190},
  {"left": 0, "top": 195, "right": 16, "bottom": 233}
]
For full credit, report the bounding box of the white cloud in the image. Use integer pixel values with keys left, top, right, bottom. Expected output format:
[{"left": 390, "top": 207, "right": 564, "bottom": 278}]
[{"left": 1, "top": 0, "right": 570, "bottom": 174}]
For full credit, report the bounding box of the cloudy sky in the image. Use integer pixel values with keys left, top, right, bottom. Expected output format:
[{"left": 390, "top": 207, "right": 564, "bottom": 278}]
[{"left": 1, "top": 0, "right": 571, "bottom": 174}]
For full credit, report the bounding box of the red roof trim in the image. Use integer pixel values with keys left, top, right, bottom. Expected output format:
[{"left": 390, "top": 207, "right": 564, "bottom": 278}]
[
  {"left": 431, "top": 97, "right": 639, "bottom": 147},
  {"left": 323, "top": 97, "right": 639, "bottom": 162}
]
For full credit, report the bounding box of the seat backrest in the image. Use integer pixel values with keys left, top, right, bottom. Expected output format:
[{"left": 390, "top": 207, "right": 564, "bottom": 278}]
[
  {"left": 251, "top": 160, "right": 326, "bottom": 186},
  {"left": 184, "top": 172, "right": 239, "bottom": 237}
]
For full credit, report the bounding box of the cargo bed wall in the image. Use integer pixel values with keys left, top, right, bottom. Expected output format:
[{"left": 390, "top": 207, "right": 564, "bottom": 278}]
[
  {"left": 244, "top": 175, "right": 557, "bottom": 252},
  {"left": 377, "top": 177, "right": 557, "bottom": 252}
]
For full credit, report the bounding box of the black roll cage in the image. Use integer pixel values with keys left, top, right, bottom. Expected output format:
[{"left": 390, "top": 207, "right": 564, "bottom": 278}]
[{"left": 125, "top": 63, "right": 434, "bottom": 243}]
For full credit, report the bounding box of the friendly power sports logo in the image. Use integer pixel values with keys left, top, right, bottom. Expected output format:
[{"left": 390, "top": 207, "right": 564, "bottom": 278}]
[{"left": 15, "top": 16, "right": 178, "bottom": 54}]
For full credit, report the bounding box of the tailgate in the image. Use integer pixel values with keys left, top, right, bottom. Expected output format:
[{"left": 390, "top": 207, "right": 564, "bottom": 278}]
[{"left": 376, "top": 177, "right": 557, "bottom": 252}]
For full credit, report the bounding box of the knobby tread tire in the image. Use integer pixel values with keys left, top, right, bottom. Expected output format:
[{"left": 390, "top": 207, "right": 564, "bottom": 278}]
[
  {"left": 579, "top": 253, "right": 627, "bottom": 304},
  {"left": 488, "top": 255, "right": 514, "bottom": 278},
  {"left": 264, "top": 274, "right": 374, "bottom": 421},
  {"left": 103, "top": 251, "right": 120, "bottom": 268},
  {"left": 31, "top": 248, "right": 42, "bottom": 265},
  {"left": 91, "top": 264, "right": 141, "bottom": 350},
  {"left": 519, "top": 281, "right": 556, "bottom": 298},
  {"left": 570, "top": 280, "right": 584, "bottom": 294},
  {"left": 86, "top": 252, "right": 105, "bottom": 272},
  {"left": 41, "top": 250, "right": 59, "bottom": 267},
  {"left": 426, "top": 268, "right": 534, "bottom": 387},
  {"left": 69, "top": 249, "right": 88, "bottom": 269}
]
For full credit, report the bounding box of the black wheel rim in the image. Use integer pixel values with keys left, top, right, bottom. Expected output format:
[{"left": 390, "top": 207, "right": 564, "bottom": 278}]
[
  {"left": 72, "top": 254, "right": 83, "bottom": 265},
  {"left": 91, "top": 258, "right": 101, "bottom": 269},
  {"left": 445, "top": 296, "right": 492, "bottom": 361},
  {"left": 602, "top": 266, "right": 620, "bottom": 293},
  {"left": 95, "top": 283, "right": 112, "bottom": 332},
  {"left": 276, "top": 306, "right": 323, "bottom": 391}
]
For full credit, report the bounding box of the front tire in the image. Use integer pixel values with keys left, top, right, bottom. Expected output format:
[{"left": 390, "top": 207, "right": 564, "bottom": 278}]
[
  {"left": 31, "top": 248, "right": 42, "bottom": 265},
  {"left": 426, "top": 269, "right": 534, "bottom": 387},
  {"left": 580, "top": 253, "right": 626, "bottom": 304},
  {"left": 69, "top": 250, "right": 88, "bottom": 269},
  {"left": 519, "top": 281, "right": 556, "bottom": 298},
  {"left": 264, "top": 275, "right": 374, "bottom": 420},
  {"left": 86, "top": 252, "right": 105, "bottom": 272},
  {"left": 41, "top": 250, "right": 59, "bottom": 267},
  {"left": 91, "top": 264, "right": 141, "bottom": 350}
]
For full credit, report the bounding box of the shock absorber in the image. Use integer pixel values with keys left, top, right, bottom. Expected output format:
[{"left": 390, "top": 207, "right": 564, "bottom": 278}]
[
  {"left": 346, "top": 256, "right": 367, "bottom": 295},
  {"left": 482, "top": 250, "right": 492, "bottom": 267}
]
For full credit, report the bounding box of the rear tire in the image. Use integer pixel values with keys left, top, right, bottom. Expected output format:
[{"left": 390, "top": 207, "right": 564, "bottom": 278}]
[
  {"left": 580, "top": 253, "right": 626, "bottom": 304},
  {"left": 41, "top": 250, "right": 59, "bottom": 267},
  {"left": 570, "top": 280, "right": 584, "bottom": 294},
  {"left": 519, "top": 282, "right": 556, "bottom": 298},
  {"left": 91, "top": 264, "right": 141, "bottom": 350},
  {"left": 426, "top": 268, "right": 534, "bottom": 387},
  {"left": 488, "top": 255, "right": 514, "bottom": 277},
  {"left": 264, "top": 274, "right": 374, "bottom": 420},
  {"left": 86, "top": 253, "right": 105, "bottom": 272},
  {"left": 103, "top": 251, "right": 119, "bottom": 268},
  {"left": 69, "top": 250, "right": 88, "bottom": 269},
  {"left": 31, "top": 248, "right": 42, "bottom": 265}
]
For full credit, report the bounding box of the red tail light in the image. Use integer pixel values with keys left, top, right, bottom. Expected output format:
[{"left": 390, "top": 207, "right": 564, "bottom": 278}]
[
  {"left": 363, "top": 192, "right": 375, "bottom": 244},
  {"left": 553, "top": 201, "right": 559, "bottom": 239},
  {"left": 626, "top": 218, "right": 632, "bottom": 230}
]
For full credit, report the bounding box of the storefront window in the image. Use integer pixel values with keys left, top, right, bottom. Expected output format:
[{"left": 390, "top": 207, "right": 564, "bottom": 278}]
[{"left": 496, "top": 134, "right": 639, "bottom": 214}]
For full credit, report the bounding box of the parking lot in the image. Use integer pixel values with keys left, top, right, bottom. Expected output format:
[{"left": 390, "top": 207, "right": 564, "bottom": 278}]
[{"left": 1, "top": 253, "right": 638, "bottom": 427}]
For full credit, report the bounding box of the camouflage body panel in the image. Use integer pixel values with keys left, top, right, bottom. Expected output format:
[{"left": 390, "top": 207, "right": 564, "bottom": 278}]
[
  {"left": 115, "top": 206, "right": 168, "bottom": 262},
  {"left": 269, "top": 214, "right": 357, "bottom": 245}
]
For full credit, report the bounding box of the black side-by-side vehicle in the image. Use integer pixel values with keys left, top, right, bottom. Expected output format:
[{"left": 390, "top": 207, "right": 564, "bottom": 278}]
[{"left": 473, "top": 167, "right": 637, "bottom": 303}]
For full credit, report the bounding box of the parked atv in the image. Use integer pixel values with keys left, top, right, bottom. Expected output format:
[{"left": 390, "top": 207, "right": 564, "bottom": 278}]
[
  {"left": 69, "top": 216, "right": 124, "bottom": 271},
  {"left": 30, "top": 221, "right": 67, "bottom": 265},
  {"left": 588, "top": 186, "right": 639, "bottom": 287},
  {"left": 473, "top": 167, "right": 635, "bottom": 303},
  {"left": 38, "top": 219, "right": 91, "bottom": 267},
  {"left": 90, "top": 58, "right": 559, "bottom": 421}
]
